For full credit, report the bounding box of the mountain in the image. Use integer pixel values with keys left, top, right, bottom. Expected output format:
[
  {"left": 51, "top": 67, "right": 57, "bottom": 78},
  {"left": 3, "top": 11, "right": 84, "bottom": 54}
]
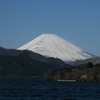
[
  {"left": 18, "top": 34, "right": 93, "bottom": 62},
  {"left": 0, "top": 47, "right": 66, "bottom": 66},
  {"left": 69, "top": 57, "right": 100, "bottom": 67},
  {"left": 0, "top": 47, "right": 68, "bottom": 78}
]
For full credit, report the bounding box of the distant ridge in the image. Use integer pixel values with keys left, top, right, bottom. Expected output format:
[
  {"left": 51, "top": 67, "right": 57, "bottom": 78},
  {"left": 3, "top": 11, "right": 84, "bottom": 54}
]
[{"left": 18, "top": 34, "right": 93, "bottom": 62}]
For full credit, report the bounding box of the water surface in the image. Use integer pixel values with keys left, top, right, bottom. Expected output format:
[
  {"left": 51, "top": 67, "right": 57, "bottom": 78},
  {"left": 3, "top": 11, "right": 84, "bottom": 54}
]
[{"left": 0, "top": 79, "right": 100, "bottom": 100}]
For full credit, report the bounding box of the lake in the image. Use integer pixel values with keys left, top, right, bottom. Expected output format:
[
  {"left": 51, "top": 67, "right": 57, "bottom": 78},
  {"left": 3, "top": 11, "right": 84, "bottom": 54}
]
[{"left": 0, "top": 78, "right": 100, "bottom": 100}]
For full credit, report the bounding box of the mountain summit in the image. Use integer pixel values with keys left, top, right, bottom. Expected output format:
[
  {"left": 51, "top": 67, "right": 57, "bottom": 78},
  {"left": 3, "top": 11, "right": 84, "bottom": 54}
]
[{"left": 18, "top": 34, "right": 93, "bottom": 62}]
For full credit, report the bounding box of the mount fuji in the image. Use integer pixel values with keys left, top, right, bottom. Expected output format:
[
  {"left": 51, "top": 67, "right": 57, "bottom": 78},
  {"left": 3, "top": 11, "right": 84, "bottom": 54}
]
[{"left": 18, "top": 34, "right": 93, "bottom": 62}]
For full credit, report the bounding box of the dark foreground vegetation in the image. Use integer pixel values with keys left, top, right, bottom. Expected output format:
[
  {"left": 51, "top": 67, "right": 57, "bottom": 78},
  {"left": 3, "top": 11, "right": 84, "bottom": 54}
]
[{"left": 43, "top": 62, "right": 100, "bottom": 82}]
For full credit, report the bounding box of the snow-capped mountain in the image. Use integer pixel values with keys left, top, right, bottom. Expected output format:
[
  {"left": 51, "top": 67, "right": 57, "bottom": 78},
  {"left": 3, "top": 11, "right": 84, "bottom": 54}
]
[{"left": 18, "top": 34, "right": 93, "bottom": 62}]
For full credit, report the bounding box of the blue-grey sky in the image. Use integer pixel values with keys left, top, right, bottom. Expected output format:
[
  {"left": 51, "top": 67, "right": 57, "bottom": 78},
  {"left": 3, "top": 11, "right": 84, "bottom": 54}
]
[{"left": 0, "top": 0, "right": 100, "bottom": 56}]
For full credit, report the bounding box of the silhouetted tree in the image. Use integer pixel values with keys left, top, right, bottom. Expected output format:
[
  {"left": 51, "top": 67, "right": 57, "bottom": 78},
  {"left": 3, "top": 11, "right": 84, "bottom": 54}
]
[{"left": 87, "top": 62, "right": 93, "bottom": 68}]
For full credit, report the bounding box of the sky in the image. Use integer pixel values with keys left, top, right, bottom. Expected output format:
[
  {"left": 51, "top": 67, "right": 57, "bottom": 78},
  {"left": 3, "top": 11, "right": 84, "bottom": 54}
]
[{"left": 0, "top": 0, "right": 100, "bottom": 56}]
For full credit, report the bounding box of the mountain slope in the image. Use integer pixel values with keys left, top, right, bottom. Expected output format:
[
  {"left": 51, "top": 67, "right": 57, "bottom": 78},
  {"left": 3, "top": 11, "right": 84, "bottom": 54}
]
[
  {"left": 18, "top": 34, "right": 93, "bottom": 62},
  {"left": 69, "top": 57, "right": 100, "bottom": 66},
  {"left": 0, "top": 47, "right": 68, "bottom": 77}
]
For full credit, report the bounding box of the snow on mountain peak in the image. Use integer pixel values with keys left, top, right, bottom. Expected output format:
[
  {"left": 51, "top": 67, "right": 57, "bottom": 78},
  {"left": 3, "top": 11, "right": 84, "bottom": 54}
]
[{"left": 18, "top": 33, "right": 93, "bottom": 62}]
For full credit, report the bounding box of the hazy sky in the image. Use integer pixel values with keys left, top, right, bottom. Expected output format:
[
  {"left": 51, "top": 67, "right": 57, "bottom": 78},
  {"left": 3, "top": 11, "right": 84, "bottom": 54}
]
[{"left": 0, "top": 0, "right": 100, "bottom": 56}]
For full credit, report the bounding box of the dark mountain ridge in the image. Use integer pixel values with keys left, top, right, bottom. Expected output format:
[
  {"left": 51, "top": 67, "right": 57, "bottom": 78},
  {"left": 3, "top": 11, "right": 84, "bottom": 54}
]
[{"left": 0, "top": 47, "right": 68, "bottom": 78}]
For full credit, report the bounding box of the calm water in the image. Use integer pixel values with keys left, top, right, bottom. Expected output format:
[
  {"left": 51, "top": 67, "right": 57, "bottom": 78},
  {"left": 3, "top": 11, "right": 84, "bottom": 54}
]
[{"left": 0, "top": 79, "right": 100, "bottom": 100}]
